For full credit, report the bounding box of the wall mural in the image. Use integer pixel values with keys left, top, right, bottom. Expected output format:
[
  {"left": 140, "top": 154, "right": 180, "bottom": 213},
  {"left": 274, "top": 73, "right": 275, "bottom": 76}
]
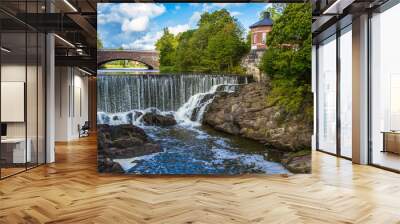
[{"left": 97, "top": 3, "right": 312, "bottom": 175}]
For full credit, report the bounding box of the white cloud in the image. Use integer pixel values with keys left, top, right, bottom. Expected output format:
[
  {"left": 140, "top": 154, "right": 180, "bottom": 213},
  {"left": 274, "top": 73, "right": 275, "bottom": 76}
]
[
  {"left": 197, "top": 3, "right": 243, "bottom": 13},
  {"left": 98, "top": 3, "right": 165, "bottom": 32},
  {"left": 122, "top": 17, "right": 149, "bottom": 32},
  {"left": 189, "top": 11, "right": 202, "bottom": 26},
  {"left": 122, "top": 31, "right": 163, "bottom": 50},
  {"left": 122, "top": 23, "right": 189, "bottom": 50},
  {"left": 175, "top": 5, "right": 181, "bottom": 10},
  {"left": 187, "top": 4, "right": 242, "bottom": 27},
  {"left": 118, "top": 3, "right": 165, "bottom": 18},
  {"left": 168, "top": 24, "right": 190, "bottom": 35},
  {"left": 211, "top": 3, "right": 242, "bottom": 8},
  {"left": 202, "top": 3, "right": 213, "bottom": 12},
  {"left": 230, "top": 11, "right": 241, "bottom": 17}
]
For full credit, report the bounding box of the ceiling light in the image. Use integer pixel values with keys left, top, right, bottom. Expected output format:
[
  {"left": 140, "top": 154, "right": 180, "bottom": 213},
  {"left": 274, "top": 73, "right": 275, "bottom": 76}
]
[
  {"left": 63, "top": 0, "right": 78, "bottom": 12},
  {"left": 1, "top": 47, "right": 11, "bottom": 53},
  {"left": 322, "top": 0, "right": 355, "bottom": 15},
  {"left": 76, "top": 48, "right": 85, "bottom": 55},
  {"left": 78, "top": 67, "right": 92, "bottom": 76},
  {"left": 54, "top": 34, "right": 75, "bottom": 48}
]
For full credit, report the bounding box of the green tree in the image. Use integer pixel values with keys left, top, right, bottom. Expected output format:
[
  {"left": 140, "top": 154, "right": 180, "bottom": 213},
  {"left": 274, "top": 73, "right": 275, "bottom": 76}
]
[
  {"left": 207, "top": 22, "right": 247, "bottom": 72},
  {"left": 97, "top": 33, "right": 103, "bottom": 49},
  {"left": 261, "top": 3, "right": 287, "bottom": 22},
  {"left": 155, "top": 28, "right": 178, "bottom": 71},
  {"left": 156, "top": 9, "right": 248, "bottom": 74},
  {"left": 260, "top": 3, "right": 312, "bottom": 122},
  {"left": 174, "top": 30, "right": 196, "bottom": 72}
]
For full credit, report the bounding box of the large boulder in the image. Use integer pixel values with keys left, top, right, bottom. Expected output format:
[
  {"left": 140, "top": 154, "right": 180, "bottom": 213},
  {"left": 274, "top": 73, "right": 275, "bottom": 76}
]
[
  {"left": 203, "top": 82, "right": 312, "bottom": 152},
  {"left": 264, "top": 149, "right": 311, "bottom": 173},
  {"left": 203, "top": 83, "right": 312, "bottom": 173},
  {"left": 141, "top": 113, "right": 177, "bottom": 126},
  {"left": 97, "top": 124, "right": 161, "bottom": 172}
]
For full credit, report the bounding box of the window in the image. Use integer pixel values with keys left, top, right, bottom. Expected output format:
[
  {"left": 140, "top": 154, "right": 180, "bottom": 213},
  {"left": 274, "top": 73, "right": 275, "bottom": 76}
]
[
  {"left": 262, "top": 32, "right": 267, "bottom": 44},
  {"left": 317, "top": 35, "right": 337, "bottom": 154},
  {"left": 370, "top": 3, "right": 400, "bottom": 171},
  {"left": 339, "top": 26, "right": 352, "bottom": 158}
]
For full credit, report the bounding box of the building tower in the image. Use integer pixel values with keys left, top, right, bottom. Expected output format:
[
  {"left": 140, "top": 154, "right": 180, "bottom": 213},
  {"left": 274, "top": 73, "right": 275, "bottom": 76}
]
[
  {"left": 241, "top": 12, "right": 273, "bottom": 82},
  {"left": 250, "top": 12, "right": 273, "bottom": 50}
]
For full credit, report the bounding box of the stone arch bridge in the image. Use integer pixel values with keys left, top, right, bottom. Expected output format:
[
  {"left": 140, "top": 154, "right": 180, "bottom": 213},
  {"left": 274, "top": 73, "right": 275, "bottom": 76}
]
[{"left": 97, "top": 50, "right": 159, "bottom": 69}]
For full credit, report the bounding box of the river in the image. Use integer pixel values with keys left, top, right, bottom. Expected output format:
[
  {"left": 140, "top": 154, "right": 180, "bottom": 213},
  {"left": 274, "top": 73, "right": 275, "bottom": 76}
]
[{"left": 97, "top": 73, "right": 290, "bottom": 175}]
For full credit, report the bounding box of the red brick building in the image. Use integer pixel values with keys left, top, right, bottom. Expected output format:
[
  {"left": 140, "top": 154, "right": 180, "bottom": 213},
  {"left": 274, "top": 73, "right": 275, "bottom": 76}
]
[{"left": 249, "top": 15, "right": 273, "bottom": 50}]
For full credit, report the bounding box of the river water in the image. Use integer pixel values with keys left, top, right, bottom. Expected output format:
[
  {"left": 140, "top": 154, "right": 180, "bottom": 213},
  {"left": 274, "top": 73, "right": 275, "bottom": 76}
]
[{"left": 97, "top": 73, "right": 289, "bottom": 175}]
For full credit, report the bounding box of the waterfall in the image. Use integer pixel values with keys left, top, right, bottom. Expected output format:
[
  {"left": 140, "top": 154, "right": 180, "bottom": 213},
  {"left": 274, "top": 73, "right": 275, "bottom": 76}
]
[
  {"left": 97, "top": 84, "right": 242, "bottom": 127},
  {"left": 175, "top": 84, "right": 241, "bottom": 126},
  {"left": 97, "top": 74, "right": 249, "bottom": 113}
]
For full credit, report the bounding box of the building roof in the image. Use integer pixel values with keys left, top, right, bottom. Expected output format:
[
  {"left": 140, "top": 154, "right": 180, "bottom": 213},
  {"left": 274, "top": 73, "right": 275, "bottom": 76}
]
[{"left": 249, "top": 17, "right": 273, "bottom": 29}]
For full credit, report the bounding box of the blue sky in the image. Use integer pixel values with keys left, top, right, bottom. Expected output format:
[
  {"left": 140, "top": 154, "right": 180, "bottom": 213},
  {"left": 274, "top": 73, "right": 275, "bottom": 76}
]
[{"left": 98, "top": 3, "right": 270, "bottom": 50}]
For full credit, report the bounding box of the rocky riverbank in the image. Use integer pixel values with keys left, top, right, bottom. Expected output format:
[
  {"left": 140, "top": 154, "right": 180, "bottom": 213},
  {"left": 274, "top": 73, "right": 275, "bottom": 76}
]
[
  {"left": 203, "top": 82, "right": 312, "bottom": 173},
  {"left": 97, "top": 124, "right": 162, "bottom": 173}
]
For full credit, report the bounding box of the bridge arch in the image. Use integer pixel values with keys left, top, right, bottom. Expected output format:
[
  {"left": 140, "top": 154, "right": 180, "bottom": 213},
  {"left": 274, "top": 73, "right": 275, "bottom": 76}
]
[
  {"left": 99, "top": 58, "right": 154, "bottom": 69},
  {"left": 97, "top": 50, "right": 159, "bottom": 70}
]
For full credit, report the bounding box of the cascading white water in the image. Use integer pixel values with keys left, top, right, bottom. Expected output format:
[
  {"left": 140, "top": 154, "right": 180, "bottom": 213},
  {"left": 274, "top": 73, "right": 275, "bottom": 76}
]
[
  {"left": 174, "top": 84, "right": 240, "bottom": 126},
  {"left": 97, "top": 108, "right": 173, "bottom": 126},
  {"left": 97, "top": 84, "right": 242, "bottom": 127},
  {"left": 97, "top": 74, "right": 248, "bottom": 113}
]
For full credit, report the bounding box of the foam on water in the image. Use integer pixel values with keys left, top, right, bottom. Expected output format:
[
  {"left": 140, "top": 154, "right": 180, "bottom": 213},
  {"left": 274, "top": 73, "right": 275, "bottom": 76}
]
[
  {"left": 114, "top": 152, "right": 162, "bottom": 172},
  {"left": 211, "top": 147, "right": 289, "bottom": 174}
]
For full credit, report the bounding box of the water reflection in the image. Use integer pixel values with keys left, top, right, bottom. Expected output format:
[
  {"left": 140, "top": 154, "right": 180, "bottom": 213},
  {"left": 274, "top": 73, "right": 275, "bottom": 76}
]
[{"left": 97, "top": 68, "right": 160, "bottom": 74}]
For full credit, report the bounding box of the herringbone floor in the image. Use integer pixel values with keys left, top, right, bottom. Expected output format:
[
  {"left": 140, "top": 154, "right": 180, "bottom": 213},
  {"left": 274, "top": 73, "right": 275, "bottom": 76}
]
[{"left": 1, "top": 135, "right": 400, "bottom": 224}]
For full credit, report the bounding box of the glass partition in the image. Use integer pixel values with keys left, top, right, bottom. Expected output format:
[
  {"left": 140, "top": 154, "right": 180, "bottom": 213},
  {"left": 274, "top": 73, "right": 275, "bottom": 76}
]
[
  {"left": 0, "top": 1, "right": 46, "bottom": 179},
  {"left": 339, "top": 26, "right": 352, "bottom": 158},
  {"left": 27, "top": 31, "right": 38, "bottom": 169},
  {"left": 317, "top": 35, "right": 337, "bottom": 154},
  {"left": 370, "top": 4, "right": 400, "bottom": 171},
  {"left": 1, "top": 30, "right": 28, "bottom": 178}
]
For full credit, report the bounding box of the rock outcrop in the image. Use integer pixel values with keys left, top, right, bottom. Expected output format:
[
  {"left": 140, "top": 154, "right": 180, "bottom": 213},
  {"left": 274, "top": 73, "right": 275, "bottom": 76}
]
[
  {"left": 97, "top": 124, "right": 161, "bottom": 173},
  {"left": 264, "top": 148, "right": 311, "bottom": 173},
  {"left": 241, "top": 49, "right": 266, "bottom": 82},
  {"left": 203, "top": 82, "right": 312, "bottom": 173},
  {"left": 142, "top": 112, "right": 177, "bottom": 126}
]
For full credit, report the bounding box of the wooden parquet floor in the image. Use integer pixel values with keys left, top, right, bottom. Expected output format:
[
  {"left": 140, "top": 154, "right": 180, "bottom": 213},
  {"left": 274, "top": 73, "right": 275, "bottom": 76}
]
[{"left": 1, "top": 135, "right": 400, "bottom": 224}]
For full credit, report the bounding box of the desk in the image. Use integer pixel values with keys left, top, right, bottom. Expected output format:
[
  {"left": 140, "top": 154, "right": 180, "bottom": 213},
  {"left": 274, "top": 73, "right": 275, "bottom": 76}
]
[
  {"left": 382, "top": 131, "right": 400, "bottom": 154},
  {"left": 1, "top": 138, "right": 31, "bottom": 163}
]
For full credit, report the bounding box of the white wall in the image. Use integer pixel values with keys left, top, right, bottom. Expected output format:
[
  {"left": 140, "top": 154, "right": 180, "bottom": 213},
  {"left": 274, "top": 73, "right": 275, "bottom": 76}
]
[{"left": 55, "top": 67, "right": 89, "bottom": 141}]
